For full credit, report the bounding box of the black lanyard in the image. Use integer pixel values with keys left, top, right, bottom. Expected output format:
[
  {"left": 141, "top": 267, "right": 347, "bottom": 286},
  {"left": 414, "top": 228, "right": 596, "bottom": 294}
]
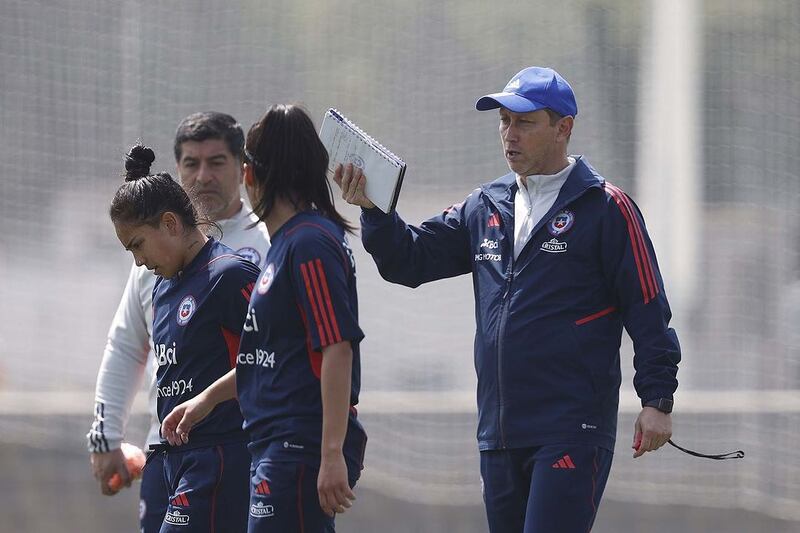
[{"left": 668, "top": 439, "right": 745, "bottom": 460}]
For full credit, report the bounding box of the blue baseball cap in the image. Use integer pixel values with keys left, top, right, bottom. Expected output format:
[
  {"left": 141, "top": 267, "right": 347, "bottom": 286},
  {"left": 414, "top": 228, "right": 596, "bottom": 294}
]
[{"left": 475, "top": 66, "right": 577, "bottom": 117}]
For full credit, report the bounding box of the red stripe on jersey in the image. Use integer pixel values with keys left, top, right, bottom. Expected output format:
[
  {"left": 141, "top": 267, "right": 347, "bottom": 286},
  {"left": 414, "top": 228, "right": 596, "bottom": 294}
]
[
  {"left": 606, "top": 184, "right": 657, "bottom": 303},
  {"left": 575, "top": 306, "right": 617, "bottom": 325},
  {"left": 297, "top": 303, "right": 323, "bottom": 379},
  {"left": 241, "top": 281, "right": 254, "bottom": 302},
  {"left": 300, "top": 262, "right": 329, "bottom": 346},
  {"left": 306, "top": 260, "right": 335, "bottom": 345},
  {"left": 221, "top": 327, "right": 240, "bottom": 369},
  {"left": 563, "top": 454, "right": 576, "bottom": 469},
  {"left": 607, "top": 183, "right": 658, "bottom": 301},
  {"left": 314, "top": 259, "right": 342, "bottom": 344}
]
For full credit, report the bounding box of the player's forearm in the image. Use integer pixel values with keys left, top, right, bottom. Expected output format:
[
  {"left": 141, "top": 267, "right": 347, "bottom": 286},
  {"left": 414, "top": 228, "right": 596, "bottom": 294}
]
[
  {"left": 625, "top": 302, "right": 681, "bottom": 401},
  {"left": 320, "top": 341, "right": 353, "bottom": 458},
  {"left": 201, "top": 368, "right": 238, "bottom": 406}
]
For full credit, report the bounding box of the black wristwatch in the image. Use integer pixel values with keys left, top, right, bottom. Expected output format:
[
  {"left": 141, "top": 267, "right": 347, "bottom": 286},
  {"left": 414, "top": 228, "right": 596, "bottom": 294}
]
[{"left": 643, "top": 398, "right": 673, "bottom": 414}]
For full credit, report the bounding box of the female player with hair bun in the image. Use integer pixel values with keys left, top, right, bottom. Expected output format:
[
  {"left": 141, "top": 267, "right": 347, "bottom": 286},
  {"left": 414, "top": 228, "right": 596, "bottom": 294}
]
[
  {"left": 110, "top": 143, "right": 259, "bottom": 532},
  {"left": 162, "top": 104, "right": 367, "bottom": 532}
]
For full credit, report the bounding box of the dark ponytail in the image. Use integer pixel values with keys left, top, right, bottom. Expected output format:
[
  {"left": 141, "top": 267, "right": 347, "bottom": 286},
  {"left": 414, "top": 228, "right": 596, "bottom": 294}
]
[
  {"left": 244, "top": 104, "right": 355, "bottom": 234},
  {"left": 110, "top": 143, "right": 199, "bottom": 229}
]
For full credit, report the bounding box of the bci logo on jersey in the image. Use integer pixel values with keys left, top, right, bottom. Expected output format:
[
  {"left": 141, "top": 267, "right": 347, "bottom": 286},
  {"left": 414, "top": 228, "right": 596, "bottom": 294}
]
[
  {"left": 176, "top": 295, "right": 196, "bottom": 326},
  {"left": 257, "top": 263, "right": 275, "bottom": 295},
  {"left": 236, "top": 246, "right": 262, "bottom": 267},
  {"left": 155, "top": 342, "right": 178, "bottom": 366},
  {"left": 242, "top": 307, "right": 259, "bottom": 333}
]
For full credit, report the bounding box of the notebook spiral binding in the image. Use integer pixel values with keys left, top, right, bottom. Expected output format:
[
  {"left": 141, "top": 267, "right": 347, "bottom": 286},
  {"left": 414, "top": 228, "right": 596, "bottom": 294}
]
[{"left": 328, "top": 108, "right": 405, "bottom": 168}]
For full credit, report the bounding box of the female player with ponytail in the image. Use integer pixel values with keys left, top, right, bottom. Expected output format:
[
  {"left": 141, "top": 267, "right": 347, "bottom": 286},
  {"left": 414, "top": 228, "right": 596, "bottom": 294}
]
[
  {"left": 162, "top": 104, "right": 367, "bottom": 532},
  {"left": 110, "top": 144, "right": 259, "bottom": 532}
]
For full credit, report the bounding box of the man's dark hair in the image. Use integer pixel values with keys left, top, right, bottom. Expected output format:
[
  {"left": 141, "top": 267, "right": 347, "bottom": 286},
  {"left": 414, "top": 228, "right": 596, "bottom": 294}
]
[
  {"left": 544, "top": 108, "right": 564, "bottom": 126},
  {"left": 173, "top": 112, "right": 245, "bottom": 162},
  {"left": 545, "top": 108, "right": 572, "bottom": 142}
]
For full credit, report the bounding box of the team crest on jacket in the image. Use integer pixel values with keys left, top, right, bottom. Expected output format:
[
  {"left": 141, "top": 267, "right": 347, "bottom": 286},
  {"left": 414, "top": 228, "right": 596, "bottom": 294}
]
[
  {"left": 176, "top": 295, "right": 196, "bottom": 326},
  {"left": 236, "top": 246, "right": 262, "bottom": 267},
  {"left": 257, "top": 263, "right": 275, "bottom": 295},
  {"left": 547, "top": 209, "right": 575, "bottom": 236}
]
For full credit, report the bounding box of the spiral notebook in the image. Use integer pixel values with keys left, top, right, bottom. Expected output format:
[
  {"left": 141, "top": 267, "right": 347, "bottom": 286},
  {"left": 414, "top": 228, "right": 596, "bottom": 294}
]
[{"left": 319, "top": 108, "right": 406, "bottom": 213}]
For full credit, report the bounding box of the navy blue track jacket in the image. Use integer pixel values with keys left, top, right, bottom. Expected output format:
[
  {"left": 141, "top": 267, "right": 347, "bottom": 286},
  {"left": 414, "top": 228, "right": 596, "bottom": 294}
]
[{"left": 360, "top": 156, "right": 680, "bottom": 452}]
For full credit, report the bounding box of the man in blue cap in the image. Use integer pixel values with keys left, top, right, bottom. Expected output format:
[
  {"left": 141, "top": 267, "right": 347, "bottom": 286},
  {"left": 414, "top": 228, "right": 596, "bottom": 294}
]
[{"left": 335, "top": 66, "right": 681, "bottom": 532}]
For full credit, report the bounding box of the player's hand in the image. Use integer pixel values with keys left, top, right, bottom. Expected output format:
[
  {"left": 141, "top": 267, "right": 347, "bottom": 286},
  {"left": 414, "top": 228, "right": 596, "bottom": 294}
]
[
  {"left": 333, "top": 163, "right": 375, "bottom": 209},
  {"left": 632, "top": 406, "right": 672, "bottom": 458},
  {"left": 91, "top": 448, "right": 130, "bottom": 495},
  {"left": 161, "top": 393, "right": 214, "bottom": 446},
  {"left": 317, "top": 451, "right": 355, "bottom": 517}
]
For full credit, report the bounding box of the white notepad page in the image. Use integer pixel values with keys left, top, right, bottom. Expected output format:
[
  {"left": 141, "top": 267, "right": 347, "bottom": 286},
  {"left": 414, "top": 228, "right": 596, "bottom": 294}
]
[{"left": 319, "top": 108, "right": 406, "bottom": 213}]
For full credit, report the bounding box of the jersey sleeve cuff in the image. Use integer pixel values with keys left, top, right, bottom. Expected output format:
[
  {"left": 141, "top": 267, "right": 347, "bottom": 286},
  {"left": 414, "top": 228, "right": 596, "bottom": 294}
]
[{"left": 86, "top": 433, "right": 122, "bottom": 454}]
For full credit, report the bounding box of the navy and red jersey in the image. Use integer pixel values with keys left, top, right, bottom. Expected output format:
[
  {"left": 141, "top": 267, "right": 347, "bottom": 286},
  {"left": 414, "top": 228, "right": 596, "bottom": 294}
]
[
  {"left": 236, "top": 211, "right": 366, "bottom": 469},
  {"left": 360, "top": 156, "right": 680, "bottom": 452},
  {"left": 152, "top": 238, "right": 260, "bottom": 448}
]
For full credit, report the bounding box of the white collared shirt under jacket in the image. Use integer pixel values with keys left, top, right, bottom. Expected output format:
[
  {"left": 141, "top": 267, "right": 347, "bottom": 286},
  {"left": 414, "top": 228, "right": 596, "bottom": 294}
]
[{"left": 513, "top": 157, "right": 576, "bottom": 260}]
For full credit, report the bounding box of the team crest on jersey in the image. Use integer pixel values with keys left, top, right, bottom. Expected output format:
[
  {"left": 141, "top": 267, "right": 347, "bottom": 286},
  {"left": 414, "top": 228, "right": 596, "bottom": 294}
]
[
  {"left": 547, "top": 209, "right": 575, "bottom": 236},
  {"left": 176, "top": 295, "right": 196, "bottom": 326},
  {"left": 257, "top": 263, "right": 275, "bottom": 295},
  {"left": 236, "top": 246, "right": 262, "bottom": 266}
]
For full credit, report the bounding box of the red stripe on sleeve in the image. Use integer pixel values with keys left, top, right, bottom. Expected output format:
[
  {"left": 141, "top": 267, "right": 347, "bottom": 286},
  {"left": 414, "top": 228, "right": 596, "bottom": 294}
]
[
  {"left": 306, "top": 260, "right": 335, "bottom": 345},
  {"left": 314, "top": 259, "right": 342, "bottom": 343},
  {"left": 300, "top": 262, "right": 329, "bottom": 345},
  {"left": 611, "top": 183, "right": 659, "bottom": 300},
  {"left": 220, "top": 327, "right": 240, "bottom": 369},
  {"left": 297, "top": 303, "right": 322, "bottom": 379},
  {"left": 607, "top": 186, "right": 649, "bottom": 302},
  {"left": 608, "top": 183, "right": 659, "bottom": 301},
  {"left": 606, "top": 184, "right": 654, "bottom": 303}
]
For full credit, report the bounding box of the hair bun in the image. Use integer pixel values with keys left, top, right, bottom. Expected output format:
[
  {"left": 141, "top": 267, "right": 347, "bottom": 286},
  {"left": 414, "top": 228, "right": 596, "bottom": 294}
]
[{"left": 124, "top": 144, "right": 156, "bottom": 181}]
